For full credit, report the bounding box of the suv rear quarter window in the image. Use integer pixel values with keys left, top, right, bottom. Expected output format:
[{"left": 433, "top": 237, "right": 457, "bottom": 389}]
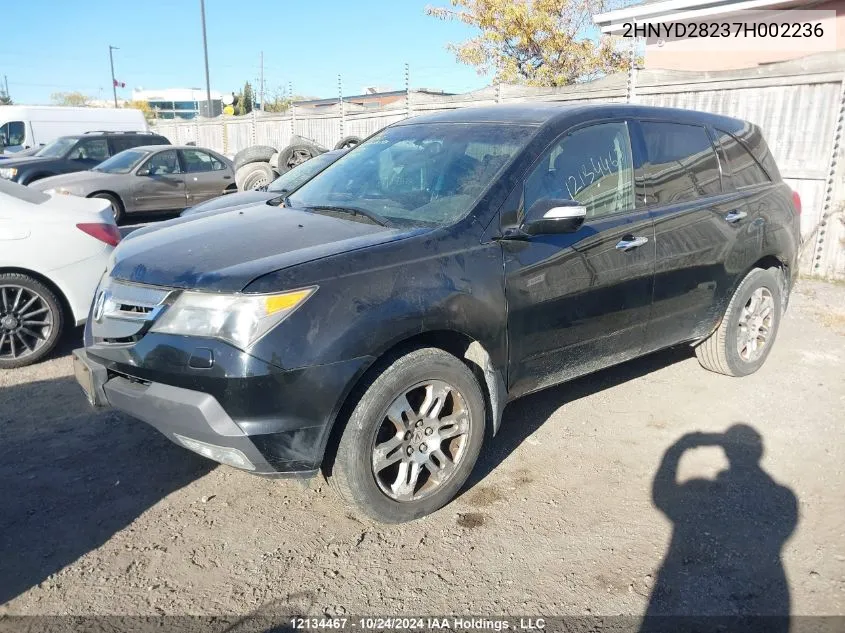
[
  {"left": 715, "top": 127, "right": 773, "bottom": 189},
  {"left": 640, "top": 121, "right": 722, "bottom": 205}
]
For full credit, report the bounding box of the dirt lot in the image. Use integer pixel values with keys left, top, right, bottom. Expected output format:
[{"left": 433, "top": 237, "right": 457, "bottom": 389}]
[{"left": 1, "top": 280, "right": 843, "bottom": 619}]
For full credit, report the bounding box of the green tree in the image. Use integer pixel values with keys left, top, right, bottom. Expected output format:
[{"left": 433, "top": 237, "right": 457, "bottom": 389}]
[
  {"left": 262, "top": 87, "right": 291, "bottom": 113},
  {"left": 425, "top": 0, "right": 630, "bottom": 86},
  {"left": 50, "top": 91, "right": 91, "bottom": 106},
  {"left": 237, "top": 81, "right": 254, "bottom": 116}
]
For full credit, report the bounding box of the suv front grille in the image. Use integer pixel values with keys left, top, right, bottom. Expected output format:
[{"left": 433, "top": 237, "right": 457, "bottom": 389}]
[{"left": 91, "top": 279, "right": 173, "bottom": 344}]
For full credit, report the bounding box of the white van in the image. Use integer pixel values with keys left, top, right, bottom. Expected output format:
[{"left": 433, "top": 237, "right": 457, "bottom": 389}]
[{"left": 0, "top": 106, "right": 148, "bottom": 154}]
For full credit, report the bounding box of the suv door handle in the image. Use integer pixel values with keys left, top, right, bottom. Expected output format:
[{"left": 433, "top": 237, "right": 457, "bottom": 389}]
[
  {"left": 615, "top": 236, "right": 649, "bottom": 251},
  {"left": 725, "top": 210, "right": 747, "bottom": 223}
]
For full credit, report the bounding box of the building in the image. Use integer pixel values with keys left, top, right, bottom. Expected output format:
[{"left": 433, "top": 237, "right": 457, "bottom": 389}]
[
  {"left": 295, "top": 88, "right": 453, "bottom": 110},
  {"left": 594, "top": 0, "right": 845, "bottom": 71},
  {"left": 131, "top": 88, "right": 224, "bottom": 119}
]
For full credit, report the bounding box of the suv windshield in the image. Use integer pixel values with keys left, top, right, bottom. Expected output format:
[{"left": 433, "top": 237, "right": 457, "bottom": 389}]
[
  {"left": 93, "top": 149, "right": 150, "bottom": 174},
  {"left": 268, "top": 151, "right": 340, "bottom": 193},
  {"left": 288, "top": 123, "right": 533, "bottom": 227},
  {"left": 35, "top": 137, "right": 79, "bottom": 158}
]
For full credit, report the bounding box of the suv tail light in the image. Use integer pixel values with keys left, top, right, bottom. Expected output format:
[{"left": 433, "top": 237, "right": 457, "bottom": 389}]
[
  {"left": 791, "top": 190, "right": 802, "bottom": 215},
  {"left": 77, "top": 223, "right": 121, "bottom": 247}
]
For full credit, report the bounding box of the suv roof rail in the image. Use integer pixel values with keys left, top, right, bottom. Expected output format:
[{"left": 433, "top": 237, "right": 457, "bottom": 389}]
[{"left": 82, "top": 130, "right": 158, "bottom": 135}]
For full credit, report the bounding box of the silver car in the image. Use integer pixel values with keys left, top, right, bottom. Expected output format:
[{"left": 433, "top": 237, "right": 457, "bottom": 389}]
[{"left": 31, "top": 145, "right": 235, "bottom": 223}]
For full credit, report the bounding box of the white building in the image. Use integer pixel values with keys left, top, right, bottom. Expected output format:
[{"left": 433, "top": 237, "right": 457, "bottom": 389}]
[{"left": 131, "top": 88, "right": 224, "bottom": 119}]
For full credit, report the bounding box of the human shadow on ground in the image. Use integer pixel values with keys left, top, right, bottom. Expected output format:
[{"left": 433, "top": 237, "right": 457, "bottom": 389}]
[{"left": 639, "top": 425, "right": 798, "bottom": 633}]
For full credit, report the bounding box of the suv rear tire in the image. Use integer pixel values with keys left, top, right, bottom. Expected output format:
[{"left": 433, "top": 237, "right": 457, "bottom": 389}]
[
  {"left": 695, "top": 267, "right": 783, "bottom": 377},
  {"left": 329, "top": 347, "right": 486, "bottom": 523}
]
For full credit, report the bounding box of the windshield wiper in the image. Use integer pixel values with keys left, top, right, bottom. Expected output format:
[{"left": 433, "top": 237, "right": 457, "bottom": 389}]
[{"left": 307, "top": 205, "right": 392, "bottom": 227}]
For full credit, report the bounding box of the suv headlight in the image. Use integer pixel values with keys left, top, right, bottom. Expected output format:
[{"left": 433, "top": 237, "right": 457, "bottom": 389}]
[
  {"left": 150, "top": 286, "right": 317, "bottom": 349},
  {"left": 0, "top": 167, "right": 18, "bottom": 180}
]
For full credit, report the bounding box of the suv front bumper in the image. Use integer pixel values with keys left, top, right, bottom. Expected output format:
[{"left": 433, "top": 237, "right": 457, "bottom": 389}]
[{"left": 72, "top": 347, "right": 369, "bottom": 477}]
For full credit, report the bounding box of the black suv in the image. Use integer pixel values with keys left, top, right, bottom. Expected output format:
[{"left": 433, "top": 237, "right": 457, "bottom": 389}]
[
  {"left": 73, "top": 104, "right": 800, "bottom": 523},
  {"left": 0, "top": 131, "right": 170, "bottom": 185}
]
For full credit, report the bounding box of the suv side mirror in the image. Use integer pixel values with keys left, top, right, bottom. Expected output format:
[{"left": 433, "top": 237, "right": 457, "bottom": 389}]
[
  {"left": 522, "top": 198, "right": 587, "bottom": 235},
  {"left": 137, "top": 166, "right": 152, "bottom": 176}
]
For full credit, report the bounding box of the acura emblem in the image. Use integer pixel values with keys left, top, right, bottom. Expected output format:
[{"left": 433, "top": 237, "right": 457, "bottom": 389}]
[{"left": 93, "top": 289, "right": 109, "bottom": 322}]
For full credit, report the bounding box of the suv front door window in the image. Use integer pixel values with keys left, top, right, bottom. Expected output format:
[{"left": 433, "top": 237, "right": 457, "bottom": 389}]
[
  {"left": 67, "top": 139, "right": 110, "bottom": 165},
  {"left": 505, "top": 121, "right": 656, "bottom": 397}
]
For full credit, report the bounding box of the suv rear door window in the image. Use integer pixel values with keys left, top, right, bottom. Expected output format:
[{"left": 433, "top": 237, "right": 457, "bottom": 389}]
[
  {"left": 524, "top": 121, "right": 635, "bottom": 220},
  {"left": 641, "top": 121, "right": 721, "bottom": 204},
  {"left": 111, "top": 136, "right": 143, "bottom": 154},
  {"left": 715, "top": 128, "right": 772, "bottom": 189}
]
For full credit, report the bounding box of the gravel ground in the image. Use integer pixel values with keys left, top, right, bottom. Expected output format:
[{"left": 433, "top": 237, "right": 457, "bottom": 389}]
[{"left": 0, "top": 279, "right": 843, "bottom": 618}]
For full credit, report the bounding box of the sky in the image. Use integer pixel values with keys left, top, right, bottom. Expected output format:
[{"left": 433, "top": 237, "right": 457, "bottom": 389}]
[{"left": 0, "top": 0, "right": 493, "bottom": 105}]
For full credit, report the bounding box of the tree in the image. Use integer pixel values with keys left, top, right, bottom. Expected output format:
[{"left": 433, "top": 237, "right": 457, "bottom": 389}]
[
  {"left": 262, "top": 87, "right": 291, "bottom": 113},
  {"left": 425, "top": 0, "right": 631, "bottom": 87},
  {"left": 236, "top": 81, "right": 254, "bottom": 116},
  {"left": 0, "top": 93, "right": 12, "bottom": 106},
  {"left": 259, "top": 88, "right": 320, "bottom": 113},
  {"left": 51, "top": 91, "right": 90, "bottom": 106},
  {"left": 125, "top": 100, "right": 155, "bottom": 123}
]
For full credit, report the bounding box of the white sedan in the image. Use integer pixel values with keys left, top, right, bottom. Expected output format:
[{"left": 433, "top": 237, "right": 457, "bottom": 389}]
[{"left": 0, "top": 179, "right": 119, "bottom": 368}]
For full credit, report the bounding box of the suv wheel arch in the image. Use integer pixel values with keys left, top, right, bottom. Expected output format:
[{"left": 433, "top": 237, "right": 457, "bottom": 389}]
[{"left": 318, "top": 330, "right": 504, "bottom": 477}]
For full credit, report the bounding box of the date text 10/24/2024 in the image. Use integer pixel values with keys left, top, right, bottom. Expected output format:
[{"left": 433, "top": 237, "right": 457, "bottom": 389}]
[{"left": 289, "top": 618, "right": 547, "bottom": 631}]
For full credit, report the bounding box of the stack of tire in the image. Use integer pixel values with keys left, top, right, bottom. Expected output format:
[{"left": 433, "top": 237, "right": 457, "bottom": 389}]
[{"left": 233, "top": 135, "right": 362, "bottom": 191}]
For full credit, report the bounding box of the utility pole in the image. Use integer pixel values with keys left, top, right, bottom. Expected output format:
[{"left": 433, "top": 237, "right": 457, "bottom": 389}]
[
  {"left": 3, "top": 75, "right": 8, "bottom": 98},
  {"left": 108, "top": 45, "right": 119, "bottom": 107},
  {"left": 259, "top": 51, "right": 264, "bottom": 112},
  {"left": 200, "top": 0, "right": 213, "bottom": 117}
]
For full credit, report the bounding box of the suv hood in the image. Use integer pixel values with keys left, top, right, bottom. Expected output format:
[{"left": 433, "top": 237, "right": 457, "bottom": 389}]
[
  {"left": 110, "top": 203, "right": 425, "bottom": 292},
  {"left": 0, "top": 155, "right": 52, "bottom": 169}
]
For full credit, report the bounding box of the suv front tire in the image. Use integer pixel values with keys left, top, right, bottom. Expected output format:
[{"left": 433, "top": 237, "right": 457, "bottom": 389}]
[{"left": 329, "top": 347, "right": 486, "bottom": 523}]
